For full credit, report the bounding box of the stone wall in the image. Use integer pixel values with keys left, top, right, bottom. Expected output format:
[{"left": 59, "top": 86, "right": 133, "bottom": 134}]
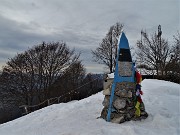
[{"left": 101, "top": 79, "right": 148, "bottom": 123}]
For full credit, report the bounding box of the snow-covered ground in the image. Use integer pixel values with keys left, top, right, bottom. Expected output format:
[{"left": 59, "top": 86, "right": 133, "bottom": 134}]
[{"left": 0, "top": 79, "right": 179, "bottom": 135}]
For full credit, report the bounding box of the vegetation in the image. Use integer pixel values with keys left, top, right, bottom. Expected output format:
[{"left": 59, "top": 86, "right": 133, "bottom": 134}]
[
  {"left": 0, "top": 42, "right": 103, "bottom": 124},
  {"left": 135, "top": 30, "right": 180, "bottom": 83},
  {"left": 92, "top": 24, "right": 179, "bottom": 83},
  {"left": 92, "top": 22, "right": 123, "bottom": 73},
  {"left": 136, "top": 30, "right": 170, "bottom": 76},
  {"left": 0, "top": 23, "right": 179, "bottom": 124}
]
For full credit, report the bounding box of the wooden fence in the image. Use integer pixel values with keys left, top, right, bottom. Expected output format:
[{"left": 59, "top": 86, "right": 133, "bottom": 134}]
[{"left": 19, "top": 76, "right": 101, "bottom": 115}]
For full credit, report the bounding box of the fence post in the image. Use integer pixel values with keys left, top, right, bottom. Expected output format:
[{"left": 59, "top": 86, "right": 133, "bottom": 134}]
[
  {"left": 24, "top": 106, "right": 28, "bottom": 114},
  {"left": 78, "top": 92, "right": 79, "bottom": 100},
  {"left": 19, "top": 105, "right": 28, "bottom": 115},
  {"left": 47, "top": 99, "right": 50, "bottom": 106}
]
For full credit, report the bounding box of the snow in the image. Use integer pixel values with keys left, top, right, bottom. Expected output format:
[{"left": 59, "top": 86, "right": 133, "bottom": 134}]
[
  {"left": 0, "top": 79, "right": 180, "bottom": 135},
  {"left": 107, "top": 72, "right": 114, "bottom": 78}
]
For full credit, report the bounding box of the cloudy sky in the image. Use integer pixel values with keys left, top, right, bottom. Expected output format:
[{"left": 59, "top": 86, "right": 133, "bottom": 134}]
[{"left": 0, "top": 0, "right": 179, "bottom": 73}]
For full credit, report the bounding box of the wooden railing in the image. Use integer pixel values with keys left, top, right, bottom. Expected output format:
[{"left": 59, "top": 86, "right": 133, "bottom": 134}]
[{"left": 19, "top": 77, "right": 101, "bottom": 115}]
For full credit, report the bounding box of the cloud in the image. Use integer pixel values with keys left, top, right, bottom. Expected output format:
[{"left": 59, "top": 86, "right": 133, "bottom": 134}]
[{"left": 0, "top": 0, "right": 179, "bottom": 73}]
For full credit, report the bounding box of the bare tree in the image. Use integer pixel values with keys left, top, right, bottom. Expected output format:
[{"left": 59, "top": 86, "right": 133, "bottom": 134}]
[
  {"left": 1, "top": 41, "right": 80, "bottom": 106},
  {"left": 165, "top": 32, "right": 180, "bottom": 83},
  {"left": 172, "top": 31, "right": 180, "bottom": 61},
  {"left": 136, "top": 29, "right": 170, "bottom": 76},
  {"left": 92, "top": 22, "right": 123, "bottom": 73},
  {"left": 49, "top": 61, "right": 86, "bottom": 99}
]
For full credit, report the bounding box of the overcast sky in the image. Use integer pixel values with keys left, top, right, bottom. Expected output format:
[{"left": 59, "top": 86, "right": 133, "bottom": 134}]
[{"left": 0, "top": 0, "right": 179, "bottom": 73}]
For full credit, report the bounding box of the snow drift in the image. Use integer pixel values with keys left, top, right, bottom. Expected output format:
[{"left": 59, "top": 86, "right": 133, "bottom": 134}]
[{"left": 0, "top": 79, "right": 179, "bottom": 135}]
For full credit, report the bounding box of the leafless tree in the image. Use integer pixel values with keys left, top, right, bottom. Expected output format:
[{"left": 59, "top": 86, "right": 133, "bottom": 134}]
[
  {"left": 165, "top": 32, "right": 180, "bottom": 83},
  {"left": 49, "top": 61, "right": 86, "bottom": 99},
  {"left": 92, "top": 22, "right": 123, "bottom": 73},
  {"left": 1, "top": 41, "right": 80, "bottom": 106},
  {"left": 172, "top": 31, "right": 180, "bottom": 61},
  {"left": 136, "top": 30, "right": 170, "bottom": 76}
]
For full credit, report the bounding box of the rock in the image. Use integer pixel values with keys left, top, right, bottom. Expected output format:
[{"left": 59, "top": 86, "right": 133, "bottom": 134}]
[
  {"left": 125, "top": 113, "right": 132, "bottom": 121},
  {"left": 103, "top": 88, "right": 111, "bottom": 95},
  {"left": 115, "top": 82, "right": 135, "bottom": 92},
  {"left": 102, "top": 96, "right": 110, "bottom": 107},
  {"left": 113, "top": 98, "right": 126, "bottom": 110},
  {"left": 103, "top": 78, "right": 113, "bottom": 90},
  {"left": 127, "top": 106, "right": 134, "bottom": 110},
  {"left": 140, "top": 111, "right": 148, "bottom": 119},
  {"left": 129, "top": 108, "right": 136, "bottom": 118},
  {"left": 115, "top": 89, "right": 132, "bottom": 98},
  {"left": 118, "top": 109, "right": 127, "bottom": 114},
  {"left": 101, "top": 78, "right": 148, "bottom": 124},
  {"left": 111, "top": 116, "right": 124, "bottom": 124},
  {"left": 100, "top": 107, "right": 108, "bottom": 119}
]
